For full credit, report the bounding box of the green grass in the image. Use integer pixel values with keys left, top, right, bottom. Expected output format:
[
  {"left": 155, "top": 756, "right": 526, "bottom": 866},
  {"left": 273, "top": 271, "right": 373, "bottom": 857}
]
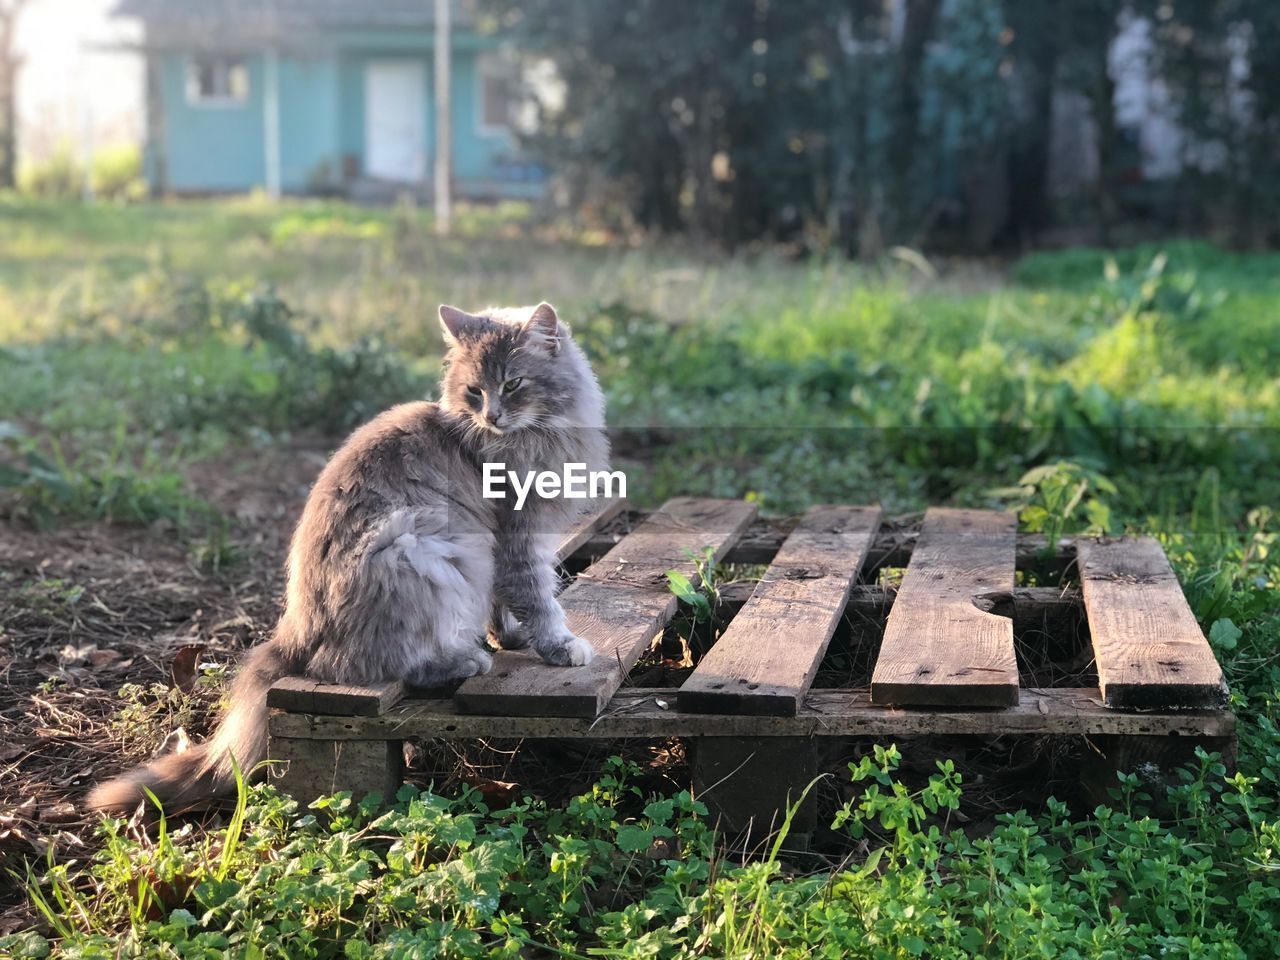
[
  {"left": 8, "top": 740, "right": 1280, "bottom": 957},
  {"left": 2, "top": 197, "right": 1279, "bottom": 956}
]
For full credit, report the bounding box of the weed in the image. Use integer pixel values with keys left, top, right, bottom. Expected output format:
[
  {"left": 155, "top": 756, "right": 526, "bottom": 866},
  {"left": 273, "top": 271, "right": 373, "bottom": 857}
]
[
  {"left": 0, "top": 422, "right": 214, "bottom": 530},
  {"left": 9, "top": 743, "right": 1280, "bottom": 958},
  {"left": 665, "top": 546, "right": 720, "bottom": 624},
  {"left": 994, "top": 458, "right": 1119, "bottom": 549}
]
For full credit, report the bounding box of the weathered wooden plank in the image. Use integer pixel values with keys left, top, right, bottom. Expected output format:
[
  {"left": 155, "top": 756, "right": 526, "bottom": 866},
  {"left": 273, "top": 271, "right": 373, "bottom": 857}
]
[
  {"left": 870, "top": 508, "right": 1019, "bottom": 707},
  {"left": 1077, "top": 538, "right": 1228, "bottom": 709},
  {"left": 455, "top": 497, "right": 758, "bottom": 717},
  {"left": 692, "top": 737, "right": 820, "bottom": 837},
  {"left": 267, "top": 736, "right": 404, "bottom": 804},
  {"left": 266, "top": 677, "right": 406, "bottom": 716},
  {"left": 269, "top": 686, "right": 1235, "bottom": 741},
  {"left": 679, "top": 504, "right": 882, "bottom": 716},
  {"left": 555, "top": 497, "right": 627, "bottom": 560},
  {"left": 570, "top": 518, "right": 1075, "bottom": 571}
]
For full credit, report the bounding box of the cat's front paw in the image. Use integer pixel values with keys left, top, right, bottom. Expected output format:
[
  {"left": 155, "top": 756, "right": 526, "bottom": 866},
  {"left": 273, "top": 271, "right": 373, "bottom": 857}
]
[
  {"left": 459, "top": 648, "right": 494, "bottom": 679},
  {"left": 536, "top": 631, "right": 595, "bottom": 667}
]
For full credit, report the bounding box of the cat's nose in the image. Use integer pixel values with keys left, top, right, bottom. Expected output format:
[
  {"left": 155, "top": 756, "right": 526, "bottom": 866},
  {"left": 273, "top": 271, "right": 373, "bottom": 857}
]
[{"left": 485, "top": 410, "right": 502, "bottom": 426}]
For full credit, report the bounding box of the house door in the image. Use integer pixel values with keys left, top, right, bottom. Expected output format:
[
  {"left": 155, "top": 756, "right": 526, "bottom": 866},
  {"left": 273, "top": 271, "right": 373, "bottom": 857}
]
[{"left": 364, "top": 60, "right": 426, "bottom": 182}]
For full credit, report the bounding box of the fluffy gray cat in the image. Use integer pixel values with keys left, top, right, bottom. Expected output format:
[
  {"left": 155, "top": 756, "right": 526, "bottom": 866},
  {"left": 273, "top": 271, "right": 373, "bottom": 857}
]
[{"left": 88, "top": 302, "right": 609, "bottom": 815}]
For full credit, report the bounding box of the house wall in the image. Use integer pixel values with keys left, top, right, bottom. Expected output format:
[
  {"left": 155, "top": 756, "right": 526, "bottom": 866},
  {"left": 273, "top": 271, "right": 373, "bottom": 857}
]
[
  {"left": 152, "top": 27, "right": 539, "bottom": 197},
  {"left": 334, "top": 28, "right": 530, "bottom": 192},
  {"left": 279, "top": 57, "right": 342, "bottom": 191},
  {"left": 157, "top": 53, "right": 267, "bottom": 191},
  {"left": 156, "top": 52, "right": 340, "bottom": 192}
]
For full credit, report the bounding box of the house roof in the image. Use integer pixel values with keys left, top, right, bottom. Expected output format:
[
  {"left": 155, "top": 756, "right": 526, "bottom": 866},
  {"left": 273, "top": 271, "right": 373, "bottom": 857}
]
[{"left": 114, "top": 0, "right": 475, "bottom": 49}]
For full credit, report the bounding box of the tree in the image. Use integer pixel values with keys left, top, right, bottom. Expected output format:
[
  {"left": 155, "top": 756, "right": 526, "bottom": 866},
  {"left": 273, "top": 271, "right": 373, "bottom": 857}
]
[
  {"left": 0, "top": 0, "right": 30, "bottom": 189},
  {"left": 1149, "top": 0, "right": 1280, "bottom": 245},
  {"left": 482, "top": 0, "right": 1275, "bottom": 252}
]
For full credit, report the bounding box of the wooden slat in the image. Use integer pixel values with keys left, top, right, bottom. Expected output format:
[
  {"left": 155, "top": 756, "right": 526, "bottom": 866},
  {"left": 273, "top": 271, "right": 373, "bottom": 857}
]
[
  {"left": 679, "top": 504, "right": 882, "bottom": 716},
  {"left": 555, "top": 497, "right": 627, "bottom": 560},
  {"left": 455, "top": 497, "right": 758, "bottom": 717},
  {"left": 870, "top": 508, "right": 1019, "bottom": 706},
  {"left": 270, "top": 687, "right": 1234, "bottom": 741},
  {"left": 266, "top": 677, "right": 406, "bottom": 716},
  {"left": 1078, "top": 538, "right": 1228, "bottom": 709}
]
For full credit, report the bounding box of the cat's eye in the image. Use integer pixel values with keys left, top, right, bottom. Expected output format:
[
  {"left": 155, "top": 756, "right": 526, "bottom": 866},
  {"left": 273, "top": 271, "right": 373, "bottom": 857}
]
[
  {"left": 465, "top": 385, "right": 483, "bottom": 399},
  {"left": 502, "top": 378, "right": 523, "bottom": 393}
]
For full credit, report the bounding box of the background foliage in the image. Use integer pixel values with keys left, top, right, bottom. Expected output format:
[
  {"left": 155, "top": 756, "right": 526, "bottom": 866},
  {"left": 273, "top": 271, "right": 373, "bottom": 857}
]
[{"left": 485, "top": 0, "right": 1280, "bottom": 252}]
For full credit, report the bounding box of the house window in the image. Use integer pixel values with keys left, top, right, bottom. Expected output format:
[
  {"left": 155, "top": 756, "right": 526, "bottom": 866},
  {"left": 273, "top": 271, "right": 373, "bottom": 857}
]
[
  {"left": 477, "top": 56, "right": 513, "bottom": 133},
  {"left": 186, "top": 57, "right": 250, "bottom": 106}
]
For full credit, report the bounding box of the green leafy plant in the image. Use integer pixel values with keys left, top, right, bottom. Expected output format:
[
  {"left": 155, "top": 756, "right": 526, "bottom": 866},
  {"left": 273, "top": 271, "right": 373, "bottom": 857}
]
[
  {"left": 665, "top": 546, "right": 719, "bottom": 624},
  {"left": 12, "top": 741, "right": 1280, "bottom": 958},
  {"left": 0, "top": 421, "right": 214, "bottom": 530},
  {"left": 995, "top": 459, "right": 1118, "bottom": 550}
]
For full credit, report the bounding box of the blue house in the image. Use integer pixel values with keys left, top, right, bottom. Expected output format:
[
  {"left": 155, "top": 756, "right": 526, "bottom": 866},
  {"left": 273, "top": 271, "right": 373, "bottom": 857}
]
[{"left": 114, "top": 0, "right": 545, "bottom": 199}]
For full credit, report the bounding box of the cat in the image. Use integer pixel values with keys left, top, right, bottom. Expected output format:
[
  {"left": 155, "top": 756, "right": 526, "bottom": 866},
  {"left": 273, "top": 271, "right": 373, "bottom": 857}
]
[{"left": 87, "top": 302, "right": 610, "bottom": 816}]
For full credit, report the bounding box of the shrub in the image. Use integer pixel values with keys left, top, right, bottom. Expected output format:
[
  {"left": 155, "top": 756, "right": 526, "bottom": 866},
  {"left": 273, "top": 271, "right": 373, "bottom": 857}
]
[
  {"left": 18, "top": 142, "right": 146, "bottom": 202},
  {"left": 18, "top": 143, "right": 83, "bottom": 199},
  {"left": 90, "top": 144, "right": 147, "bottom": 202}
]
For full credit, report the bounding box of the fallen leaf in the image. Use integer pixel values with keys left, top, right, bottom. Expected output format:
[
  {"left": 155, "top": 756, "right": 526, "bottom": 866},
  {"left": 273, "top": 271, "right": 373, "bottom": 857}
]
[
  {"left": 57, "top": 643, "right": 95, "bottom": 666},
  {"left": 88, "top": 649, "right": 123, "bottom": 669},
  {"left": 40, "top": 802, "right": 78, "bottom": 823},
  {"left": 170, "top": 644, "right": 206, "bottom": 693},
  {"left": 465, "top": 776, "right": 520, "bottom": 805}
]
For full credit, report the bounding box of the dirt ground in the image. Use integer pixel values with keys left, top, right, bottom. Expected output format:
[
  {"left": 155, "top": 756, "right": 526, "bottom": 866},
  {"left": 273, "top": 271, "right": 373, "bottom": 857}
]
[{"left": 0, "top": 444, "right": 324, "bottom": 925}]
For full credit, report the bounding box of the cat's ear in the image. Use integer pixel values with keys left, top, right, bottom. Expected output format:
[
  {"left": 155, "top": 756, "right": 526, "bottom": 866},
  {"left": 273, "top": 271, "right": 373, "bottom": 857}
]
[
  {"left": 439, "top": 305, "right": 489, "bottom": 345},
  {"left": 520, "top": 302, "right": 562, "bottom": 356}
]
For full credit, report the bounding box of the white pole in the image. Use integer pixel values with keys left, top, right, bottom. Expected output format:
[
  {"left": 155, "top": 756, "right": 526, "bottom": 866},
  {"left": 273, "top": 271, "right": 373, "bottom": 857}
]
[
  {"left": 434, "top": 0, "right": 452, "bottom": 233},
  {"left": 78, "top": 44, "right": 94, "bottom": 202},
  {"left": 263, "top": 46, "right": 281, "bottom": 200}
]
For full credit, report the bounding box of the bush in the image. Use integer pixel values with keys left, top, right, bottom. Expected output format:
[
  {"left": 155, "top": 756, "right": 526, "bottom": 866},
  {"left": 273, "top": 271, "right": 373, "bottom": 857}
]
[
  {"left": 18, "top": 142, "right": 146, "bottom": 202},
  {"left": 90, "top": 144, "right": 147, "bottom": 202},
  {"left": 18, "top": 143, "right": 83, "bottom": 199},
  {"left": 0, "top": 421, "right": 215, "bottom": 530}
]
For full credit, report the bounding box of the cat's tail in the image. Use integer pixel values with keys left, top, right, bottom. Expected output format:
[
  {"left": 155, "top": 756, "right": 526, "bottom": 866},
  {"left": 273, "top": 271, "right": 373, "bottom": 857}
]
[{"left": 86, "top": 640, "right": 296, "bottom": 817}]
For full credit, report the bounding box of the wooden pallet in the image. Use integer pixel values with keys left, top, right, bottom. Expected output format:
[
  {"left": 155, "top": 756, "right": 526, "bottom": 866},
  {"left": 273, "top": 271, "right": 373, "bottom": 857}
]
[{"left": 266, "top": 499, "right": 1234, "bottom": 831}]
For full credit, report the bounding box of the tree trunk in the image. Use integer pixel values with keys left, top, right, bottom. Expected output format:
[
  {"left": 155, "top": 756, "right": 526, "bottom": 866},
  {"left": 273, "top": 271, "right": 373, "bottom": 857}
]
[
  {"left": 886, "top": 0, "right": 941, "bottom": 243},
  {"left": 1092, "top": 40, "right": 1119, "bottom": 245},
  {"left": 434, "top": 0, "right": 453, "bottom": 234},
  {"left": 0, "top": 9, "right": 19, "bottom": 190},
  {"left": 0, "top": 62, "right": 14, "bottom": 190},
  {"left": 1008, "top": 40, "right": 1059, "bottom": 244}
]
